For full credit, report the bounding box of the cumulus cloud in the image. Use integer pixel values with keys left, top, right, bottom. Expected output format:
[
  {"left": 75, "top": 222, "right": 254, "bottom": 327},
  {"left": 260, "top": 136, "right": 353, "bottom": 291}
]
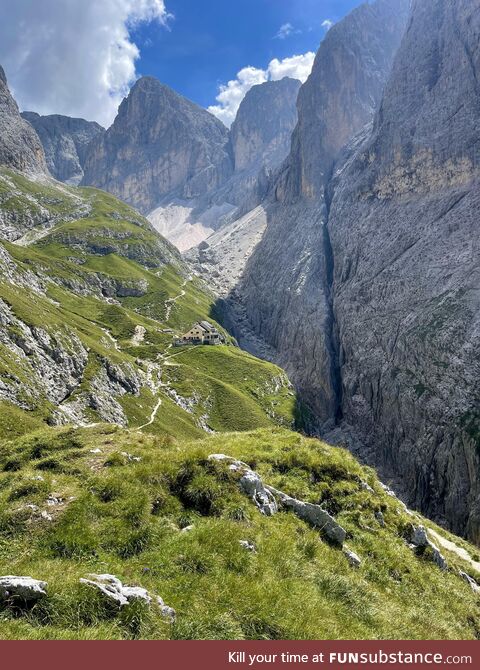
[
  {"left": 0, "top": 0, "right": 171, "bottom": 128},
  {"left": 208, "top": 52, "right": 315, "bottom": 127},
  {"left": 322, "top": 19, "right": 334, "bottom": 30}
]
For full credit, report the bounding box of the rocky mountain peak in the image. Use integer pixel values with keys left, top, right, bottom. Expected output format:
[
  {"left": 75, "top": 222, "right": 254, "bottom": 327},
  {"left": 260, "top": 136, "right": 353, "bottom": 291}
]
[
  {"left": 280, "top": 0, "right": 410, "bottom": 201},
  {"left": 21, "top": 111, "right": 104, "bottom": 185},
  {"left": 229, "top": 77, "right": 301, "bottom": 172},
  {"left": 82, "top": 76, "right": 233, "bottom": 213},
  {"left": 0, "top": 65, "right": 48, "bottom": 174}
]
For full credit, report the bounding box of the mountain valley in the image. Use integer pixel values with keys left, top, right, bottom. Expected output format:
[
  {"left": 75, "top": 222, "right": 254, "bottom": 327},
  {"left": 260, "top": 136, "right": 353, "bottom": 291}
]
[{"left": 0, "top": 0, "right": 479, "bottom": 642}]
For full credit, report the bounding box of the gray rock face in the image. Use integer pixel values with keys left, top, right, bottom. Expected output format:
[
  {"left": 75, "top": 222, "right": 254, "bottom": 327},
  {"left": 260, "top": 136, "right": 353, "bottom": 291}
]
[
  {"left": 235, "top": 0, "right": 480, "bottom": 544},
  {"left": 21, "top": 112, "right": 104, "bottom": 185},
  {"left": 409, "top": 526, "right": 448, "bottom": 571},
  {"left": 229, "top": 78, "right": 301, "bottom": 173},
  {"left": 266, "top": 485, "right": 346, "bottom": 545},
  {"left": 0, "top": 66, "right": 48, "bottom": 174},
  {"left": 327, "top": 0, "right": 480, "bottom": 542},
  {"left": 82, "top": 77, "right": 232, "bottom": 214},
  {"left": 88, "top": 76, "right": 300, "bottom": 251},
  {"left": 281, "top": 0, "right": 410, "bottom": 202},
  {"left": 232, "top": 0, "right": 410, "bottom": 428}
]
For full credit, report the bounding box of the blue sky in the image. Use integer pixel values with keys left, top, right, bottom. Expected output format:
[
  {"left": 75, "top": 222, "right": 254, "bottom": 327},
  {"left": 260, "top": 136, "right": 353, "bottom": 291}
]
[
  {"left": 0, "top": 0, "right": 361, "bottom": 127},
  {"left": 132, "top": 0, "right": 360, "bottom": 111}
]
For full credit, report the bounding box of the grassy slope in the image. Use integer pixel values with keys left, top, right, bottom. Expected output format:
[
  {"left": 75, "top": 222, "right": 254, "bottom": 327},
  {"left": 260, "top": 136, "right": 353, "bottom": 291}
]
[
  {"left": 0, "top": 169, "right": 295, "bottom": 439},
  {"left": 1, "top": 169, "right": 478, "bottom": 640},
  {"left": 0, "top": 425, "right": 478, "bottom": 640}
]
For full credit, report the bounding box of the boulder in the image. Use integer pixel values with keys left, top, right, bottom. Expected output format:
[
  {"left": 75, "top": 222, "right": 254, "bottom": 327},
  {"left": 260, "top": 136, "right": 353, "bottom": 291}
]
[
  {"left": 344, "top": 549, "right": 362, "bottom": 568},
  {"left": 79, "top": 574, "right": 175, "bottom": 620},
  {"left": 411, "top": 525, "right": 429, "bottom": 548},
  {"left": 267, "top": 485, "right": 346, "bottom": 546},
  {"left": 0, "top": 576, "right": 47, "bottom": 602},
  {"left": 239, "top": 471, "right": 277, "bottom": 517},
  {"left": 208, "top": 454, "right": 277, "bottom": 516},
  {"left": 410, "top": 526, "right": 448, "bottom": 571},
  {"left": 459, "top": 571, "right": 480, "bottom": 594}
]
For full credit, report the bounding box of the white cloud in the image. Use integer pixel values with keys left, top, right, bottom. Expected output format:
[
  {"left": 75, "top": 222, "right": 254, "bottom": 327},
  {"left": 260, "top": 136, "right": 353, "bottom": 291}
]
[
  {"left": 275, "top": 23, "right": 294, "bottom": 40},
  {"left": 0, "top": 0, "right": 171, "bottom": 127},
  {"left": 208, "top": 52, "right": 315, "bottom": 127},
  {"left": 322, "top": 19, "right": 334, "bottom": 30}
]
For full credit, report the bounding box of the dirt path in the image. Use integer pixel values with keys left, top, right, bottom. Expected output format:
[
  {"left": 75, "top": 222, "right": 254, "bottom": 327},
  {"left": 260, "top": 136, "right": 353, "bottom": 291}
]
[
  {"left": 101, "top": 328, "right": 120, "bottom": 350},
  {"left": 160, "top": 344, "right": 201, "bottom": 364},
  {"left": 137, "top": 398, "right": 162, "bottom": 430},
  {"left": 428, "top": 529, "right": 480, "bottom": 572},
  {"left": 164, "top": 276, "right": 192, "bottom": 321}
]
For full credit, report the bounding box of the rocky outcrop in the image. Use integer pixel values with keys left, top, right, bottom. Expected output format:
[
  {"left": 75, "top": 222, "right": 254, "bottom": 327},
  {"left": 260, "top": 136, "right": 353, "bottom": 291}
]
[
  {"left": 82, "top": 77, "right": 232, "bottom": 214},
  {"left": 22, "top": 112, "right": 104, "bottom": 185},
  {"left": 0, "top": 293, "right": 89, "bottom": 410},
  {"left": 409, "top": 526, "right": 448, "bottom": 571},
  {"left": 0, "top": 576, "right": 47, "bottom": 603},
  {"left": 208, "top": 454, "right": 346, "bottom": 544},
  {"left": 79, "top": 574, "right": 175, "bottom": 620},
  {"left": 0, "top": 66, "right": 48, "bottom": 174},
  {"left": 266, "top": 484, "right": 346, "bottom": 545},
  {"left": 230, "top": 78, "right": 300, "bottom": 172}
]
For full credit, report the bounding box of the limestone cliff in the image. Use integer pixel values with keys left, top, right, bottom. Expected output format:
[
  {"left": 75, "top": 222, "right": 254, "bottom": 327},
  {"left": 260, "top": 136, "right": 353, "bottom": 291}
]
[
  {"left": 327, "top": 0, "right": 480, "bottom": 541},
  {"left": 229, "top": 78, "right": 301, "bottom": 173},
  {"left": 232, "top": 0, "right": 480, "bottom": 543},
  {"left": 0, "top": 66, "right": 48, "bottom": 174},
  {"left": 233, "top": 0, "right": 410, "bottom": 427},
  {"left": 22, "top": 112, "right": 104, "bottom": 185},
  {"left": 82, "top": 75, "right": 300, "bottom": 251},
  {"left": 81, "top": 77, "right": 232, "bottom": 214}
]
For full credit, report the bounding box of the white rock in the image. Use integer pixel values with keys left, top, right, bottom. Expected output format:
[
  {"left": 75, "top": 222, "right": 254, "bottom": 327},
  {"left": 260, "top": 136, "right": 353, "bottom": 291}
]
[
  {"left": 239, "top": 540, "right": 256, "bottom": 552},
  {"left": 240, "top": 471, "right": 277, "bottom": 517},
  {"left": 80, "top": 574, "right": 127, "bottom": 606},
  {"left": 121, "top": 451, "right": 142, "bottom": 462},
  {"left": 267, "top": 485, "right": 346, "bottom": 546},
  {"left": 79, "top": 573, "right": 175, "bottom": 619},
  {"left": 410, "top": 526, "right": 448, "bottom": 570},
  {"left": 459, "top": 571, "right": 480, "bottom": 594},
  {"left": 344, "top": 548, "right": 362, "bottom": 567},
  {"left": 0, "top": 576, "right": 47, "bottom": 602},
  {"left": 208, "top": 453, "right": 346, "bottom": 543},
  {"left": 411, "top": 525, "right": 429, "bottom": 547}
]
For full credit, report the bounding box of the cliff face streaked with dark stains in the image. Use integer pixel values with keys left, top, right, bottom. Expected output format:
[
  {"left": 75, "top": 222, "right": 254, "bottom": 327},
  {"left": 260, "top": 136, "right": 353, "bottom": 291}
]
[
  {"left": 327, "top": 0, "right": 480, "bottom": 542},
  {"left": 233, "top": 0, "right": 410, "bottom": 426},
  {"left": 231, "top": 0, "right": 480, "bottom": 542}
]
